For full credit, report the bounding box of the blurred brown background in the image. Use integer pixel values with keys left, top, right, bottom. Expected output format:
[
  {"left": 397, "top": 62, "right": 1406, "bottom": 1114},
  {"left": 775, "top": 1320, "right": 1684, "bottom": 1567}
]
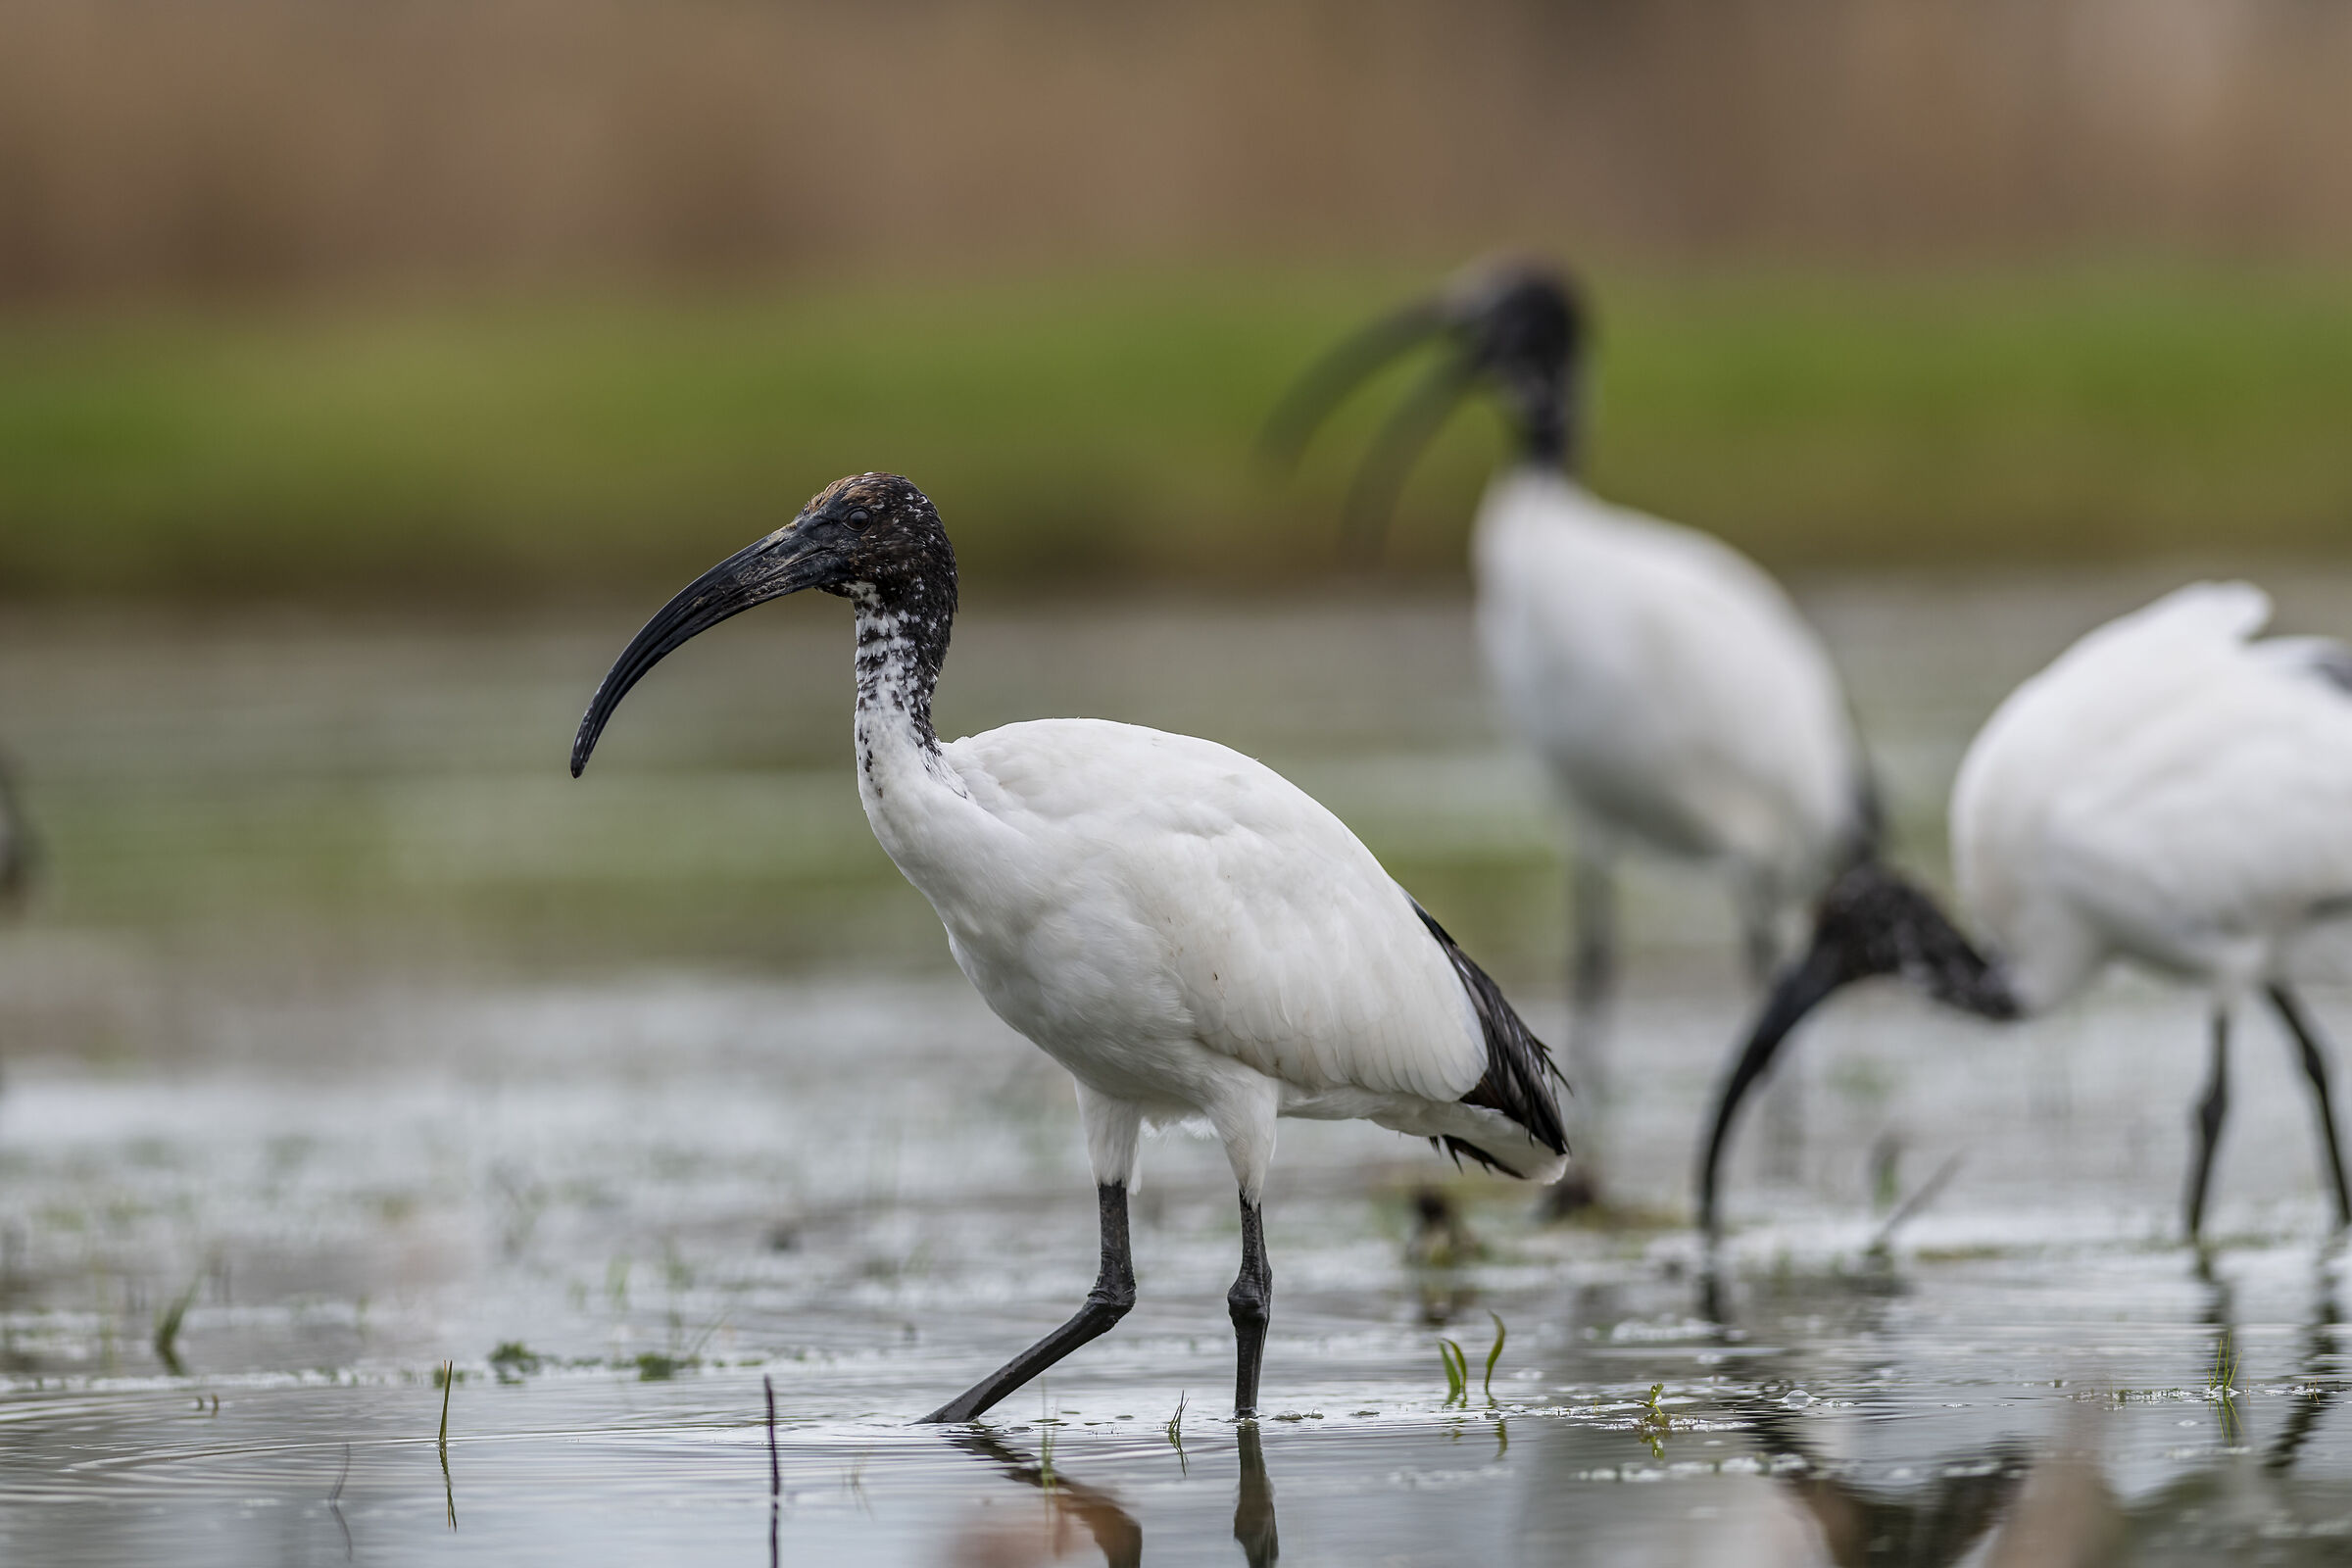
[
  {"left": 3, "top": 0, "right": 2349, "bottom": 976},
  {"left": 5, "top": 0, "right": 2352, "bottom": 603},
  {"left": 8, "top": 0, "right": 2352, "bottom": 302}
]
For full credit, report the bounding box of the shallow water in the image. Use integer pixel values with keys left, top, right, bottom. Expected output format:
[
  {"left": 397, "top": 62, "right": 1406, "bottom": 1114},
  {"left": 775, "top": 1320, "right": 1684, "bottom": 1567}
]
[{"left": 5, "top": 574, "right": 2352, "bottom": 1564}]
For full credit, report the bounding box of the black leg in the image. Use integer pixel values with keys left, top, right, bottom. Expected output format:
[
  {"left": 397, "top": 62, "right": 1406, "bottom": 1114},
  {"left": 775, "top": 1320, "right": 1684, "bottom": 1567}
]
[
  {"left": 920, "top": 1183, "right": 1136, "bottom": 1423},
  {"left": 1544, "top": 857, "right": 1614, "bottom": 1217},
  {"left": 2185, "top": 1009, "right": 2231, "bottom": 1243},
  {"left": 1229, "top": 1196, "right": 1274, "bottom": 1419},
  {"left": 1746, "top": 892, "right": 1803, "bottom": 1181},
  {"left": 1232, "top": 1421, "right": 1279, "bottom": 1567},
  {"left": 1567, "top": 855, "right": 1616, "bottom": 1101},
  {"left": 2268, "top": 983, "right": 2352, "bottom": 1229}
]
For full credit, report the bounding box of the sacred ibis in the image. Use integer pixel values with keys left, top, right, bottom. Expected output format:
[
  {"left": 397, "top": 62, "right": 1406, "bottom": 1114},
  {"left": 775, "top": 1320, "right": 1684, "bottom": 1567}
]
[
  {"left": 1269, "top": 260, "right": 1874, "bottom": 1190},
  {"left": 1698, "top": 581, "right": 2352, "bottom": 1242},
  {"left": 570, "top": 472, "right": 1568, "bottom": 1421}
]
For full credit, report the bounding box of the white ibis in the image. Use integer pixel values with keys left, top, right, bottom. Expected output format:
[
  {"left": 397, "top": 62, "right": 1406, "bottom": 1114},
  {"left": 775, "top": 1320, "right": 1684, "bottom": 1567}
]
[
  {"left": 1269, "top": 263, "right": 1875, "bottom": 1191},
  {"left": 570, "top": 472, "right": 1568, "bottom": 1421},
  {"left": 1699, "top": 581, "right": 2352, "bottom": 1241}
]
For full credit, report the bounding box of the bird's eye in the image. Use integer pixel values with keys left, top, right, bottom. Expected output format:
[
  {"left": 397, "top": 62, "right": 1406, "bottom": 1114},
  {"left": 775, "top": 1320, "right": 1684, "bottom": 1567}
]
[{"left": 845, "top": 508, "right": 873, "bottom": 531}]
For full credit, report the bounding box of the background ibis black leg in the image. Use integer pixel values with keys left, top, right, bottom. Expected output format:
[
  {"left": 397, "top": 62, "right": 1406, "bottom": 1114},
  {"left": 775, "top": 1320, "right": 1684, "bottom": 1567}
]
[
  {"left": 1740, "top": 884, "right": 1808, "bottom": 1181},
  {"left": 2184, "top": 1009, "right": 2231, "bottom": 1244},
  {"left": 921, "top": 1183, "right": 1135, "bottom": 1423},
  {"left": 1228, "top": 1196, "right": 1273, "bottom": 1418},
  {"left": 2268, "top": 982, "right": 2352, "bottom": 1229},
  {"left": 1545, "top": 855, "right": 1613, "bottom": 1216},
  {"left": 1566, "top": 853, "right": 1615, "bottom": 1111}
]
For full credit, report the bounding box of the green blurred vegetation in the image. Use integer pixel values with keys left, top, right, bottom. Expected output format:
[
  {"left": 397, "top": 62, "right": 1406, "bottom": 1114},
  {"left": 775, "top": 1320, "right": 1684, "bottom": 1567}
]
[{"left": 4, "top": 266, "right": 2351, "bottom": 601}]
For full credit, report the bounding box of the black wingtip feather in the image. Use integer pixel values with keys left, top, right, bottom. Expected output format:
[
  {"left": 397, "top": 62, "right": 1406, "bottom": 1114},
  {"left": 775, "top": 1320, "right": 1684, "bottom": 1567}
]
[
  {"left": 1431, "top": 1134, "right": 1527, "bottom": 1179},
  {"left": 1412, "top": 901, "right": 1570, "bottom": 1164}
]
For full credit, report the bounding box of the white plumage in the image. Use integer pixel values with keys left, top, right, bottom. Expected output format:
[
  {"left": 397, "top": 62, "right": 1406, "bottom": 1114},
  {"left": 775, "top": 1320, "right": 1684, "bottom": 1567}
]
[
  {"left": 571, "top": 472, "right": 1566, "bottom": 1421},
  {"left": 1475, "top": 466, "right": 1862, "bottom": 921},
  {"left": 878, "top": 715, "right": 1567, "bottom": 1188},
  {"left": 1701, "top": 579, "right": 2352, "bottom": 1238},
  {"left": 1955, "top": 581, "right": 2352, "bottom": 1012}
]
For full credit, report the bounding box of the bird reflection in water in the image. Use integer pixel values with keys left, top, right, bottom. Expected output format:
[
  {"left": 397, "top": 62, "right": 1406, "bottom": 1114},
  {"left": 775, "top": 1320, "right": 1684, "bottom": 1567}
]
[
  {"left": 1231, "top": 1426, "right": 1279, "bottom": 1567},
  {"left": 1680, "top": 1257, "right": 2018, "bottom": 1564},
  {"left": 1694, "top": 1246, "right": 2348, "bottom": 1566},
  {"left": 944, "top": 1424, "right": 1279, "bottom": 1567},
  {"left": 1404, "top": 1185, "right": 1484, "bottom": 1326},
  {"left": 1738, "top": 1393, "right": 2034, "bottom": 1565}
]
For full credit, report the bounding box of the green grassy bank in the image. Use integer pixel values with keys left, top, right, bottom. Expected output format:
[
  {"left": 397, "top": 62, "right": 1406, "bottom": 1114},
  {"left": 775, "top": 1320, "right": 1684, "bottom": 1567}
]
[{"left": 3, "top": 267, "right": 2349, "bottom": 600}]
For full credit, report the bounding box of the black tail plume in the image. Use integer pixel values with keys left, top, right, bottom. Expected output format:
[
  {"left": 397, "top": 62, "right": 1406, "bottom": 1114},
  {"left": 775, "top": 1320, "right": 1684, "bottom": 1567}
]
[{"left": 1413, "top": 901, "right": 1569, "bottom": 1168}]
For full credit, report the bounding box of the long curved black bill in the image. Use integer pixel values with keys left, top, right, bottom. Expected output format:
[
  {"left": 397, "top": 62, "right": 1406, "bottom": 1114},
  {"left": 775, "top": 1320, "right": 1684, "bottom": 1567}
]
[
  {"left": 1337, "top": 351, "right": 1481, "bottom": 560},
  {"left": 1696, "top": 944, "right": 1852, "bottom": 1240},
  {"left": 1257, "top": 300, "right": 1446, "bottom": 473},
  {"left": 570, "top": 525, "right": 825, "bottom": 777},
  {"left": 1696, "top": 858, "right": 2017, "bottom": 1239}
]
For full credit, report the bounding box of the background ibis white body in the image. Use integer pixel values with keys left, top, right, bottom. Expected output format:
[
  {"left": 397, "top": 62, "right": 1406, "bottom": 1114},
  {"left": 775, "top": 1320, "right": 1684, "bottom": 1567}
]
[
  {"left": 1473, "top": 466, "right": 1864, "bottom": 928},
  {"left": 1954, "top": 580, "right": 2352, "bottom": 1013},
  {"left": 1699, "top": 580, "right": 2352, "bottom": 1239}
]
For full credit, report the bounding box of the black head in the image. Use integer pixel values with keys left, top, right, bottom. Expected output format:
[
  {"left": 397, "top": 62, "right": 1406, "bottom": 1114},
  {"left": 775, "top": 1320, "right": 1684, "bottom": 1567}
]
[
  {"left": 1802, "top": 860, "right": 2018, "bottom": 1013},
  {"left": 1695, "top": 858, "right": 2017, "bottom": 1237},
  {"left": 1261, "top": 257, "right": 1589, "bottom": 556},
  {"left": 569, "top": 472, "right": 956, "bottom": 776},
  {"left": 793, "top": 472, "right": 956, "bottom": 602},
  {"left": 1433, "top": 261, "right": 1584, "bottom": 464}
]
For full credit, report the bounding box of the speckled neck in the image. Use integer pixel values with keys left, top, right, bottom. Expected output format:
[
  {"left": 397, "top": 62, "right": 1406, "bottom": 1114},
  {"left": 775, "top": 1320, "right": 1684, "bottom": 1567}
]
[{"left": 850, "top": 571, "right": 957, "bottom": 800}]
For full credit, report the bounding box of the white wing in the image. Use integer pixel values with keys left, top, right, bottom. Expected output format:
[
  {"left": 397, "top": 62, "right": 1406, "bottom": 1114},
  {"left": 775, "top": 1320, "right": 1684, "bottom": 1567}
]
[
  {"left": 934, "top": 719, "right": 1490, "bottom": 1105},
  {"left": 1953, "top": 581, "right": 2352, "bottom": 1004},
  {"left": 2045, "top": 624, "right": 2352, "bottom": 990},
  {"left": 1473, "top": 468, "right": 1859, "bottom": 898}
]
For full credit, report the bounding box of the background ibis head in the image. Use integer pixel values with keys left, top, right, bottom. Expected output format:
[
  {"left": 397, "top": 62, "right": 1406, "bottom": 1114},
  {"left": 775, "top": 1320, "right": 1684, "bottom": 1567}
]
[
  {"left": 569, "top": 471, "right": 956, "bottom": 776},
  {"left": 1435, "top": 259, "right": 1585, "bottom": 466},
  {"left": 1264, "top": 257, "right": 1588, "bottom": 558}
]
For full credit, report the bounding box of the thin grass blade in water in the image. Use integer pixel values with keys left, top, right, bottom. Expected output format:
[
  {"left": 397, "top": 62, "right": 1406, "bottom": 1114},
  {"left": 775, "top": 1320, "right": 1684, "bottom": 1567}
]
[
  {"left": 1438, "top": 1338, "right": 1467, "bottom": 1405},
  {"left": 152, "top": 1275, "right": 203, "bottom": 1377}
]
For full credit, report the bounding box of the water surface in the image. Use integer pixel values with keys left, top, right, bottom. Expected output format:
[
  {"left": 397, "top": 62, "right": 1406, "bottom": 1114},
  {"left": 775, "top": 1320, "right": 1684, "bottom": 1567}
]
[{"left": 4, "top": 575, "right": 2352, "bottom": 1563}]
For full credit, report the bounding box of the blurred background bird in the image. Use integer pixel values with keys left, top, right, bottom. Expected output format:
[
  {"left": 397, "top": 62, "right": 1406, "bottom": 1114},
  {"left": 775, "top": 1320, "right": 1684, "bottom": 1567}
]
[
  {"left": 1701, "top": 582, "right": 2352, "bottom": 1243},
  {"left": 1269, "top": 261, "right": 1874, "bottom": 1212}
]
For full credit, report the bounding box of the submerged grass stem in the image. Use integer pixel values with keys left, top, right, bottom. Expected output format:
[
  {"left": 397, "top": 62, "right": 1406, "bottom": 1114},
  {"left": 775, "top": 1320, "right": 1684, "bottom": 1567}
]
[{"left": 152, "top": 1274, "right": 202, "bottom": 1376}]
